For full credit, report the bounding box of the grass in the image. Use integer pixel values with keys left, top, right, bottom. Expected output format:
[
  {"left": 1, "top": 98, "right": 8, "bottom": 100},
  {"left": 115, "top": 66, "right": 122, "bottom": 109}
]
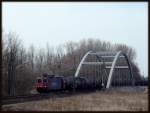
[{"left": 2, "top": 87, "right": 148, "bottom": 111}]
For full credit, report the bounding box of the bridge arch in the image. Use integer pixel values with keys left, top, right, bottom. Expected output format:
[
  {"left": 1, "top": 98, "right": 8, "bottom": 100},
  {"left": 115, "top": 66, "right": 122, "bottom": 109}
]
[
  {"left": 74, "top": 50, "right": 134, "bottom": 89},
  {"left": 74, "top": 51, "right": 106, "bottom": 77}
]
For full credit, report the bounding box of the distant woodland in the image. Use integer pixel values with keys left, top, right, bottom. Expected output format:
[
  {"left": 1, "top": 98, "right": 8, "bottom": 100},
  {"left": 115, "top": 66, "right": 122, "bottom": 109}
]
[{"left": 2, "top": 31, "right": 146, "bottom": 96}]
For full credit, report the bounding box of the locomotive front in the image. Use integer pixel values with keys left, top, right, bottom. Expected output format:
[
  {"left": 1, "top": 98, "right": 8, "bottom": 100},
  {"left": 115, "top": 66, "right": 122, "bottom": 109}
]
[
  {"left": 35, "top": 74, "right": 65, "bottom": 93},
  {"left": 35, "top": 75, "right": 49, "bottom": 93}
]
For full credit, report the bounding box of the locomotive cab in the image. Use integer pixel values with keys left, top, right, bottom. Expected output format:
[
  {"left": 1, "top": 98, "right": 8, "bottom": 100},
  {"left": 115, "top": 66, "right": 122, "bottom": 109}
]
[
  {"left": 43, "top": 77, "right": 48, "bottom": 88},
  {"left": 35, "top": 74, "right": 65, "bottom": 93},
  {"left": 36, "top": 77, "right": 42, "bottom": 87},
  {"left": 35, "top": 76, "right": 48, "bottom": 93}
]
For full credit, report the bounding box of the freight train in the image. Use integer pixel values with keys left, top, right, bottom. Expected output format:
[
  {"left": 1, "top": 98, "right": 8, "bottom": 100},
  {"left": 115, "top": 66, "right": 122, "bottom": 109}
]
[{"left": 35, "top": 73, "right": 104, "bottom": 93}]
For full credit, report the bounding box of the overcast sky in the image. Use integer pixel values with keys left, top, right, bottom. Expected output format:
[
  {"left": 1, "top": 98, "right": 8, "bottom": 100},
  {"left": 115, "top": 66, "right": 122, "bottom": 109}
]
[{"left": 2, "top": 2, "right": 148, "bottom": 76}]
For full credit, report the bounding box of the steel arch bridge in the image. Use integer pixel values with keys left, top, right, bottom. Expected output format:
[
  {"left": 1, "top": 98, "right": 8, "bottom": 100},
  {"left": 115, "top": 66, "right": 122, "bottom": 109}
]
[{"left": 74, "top": 51, "right": 134, "bottom": 89}]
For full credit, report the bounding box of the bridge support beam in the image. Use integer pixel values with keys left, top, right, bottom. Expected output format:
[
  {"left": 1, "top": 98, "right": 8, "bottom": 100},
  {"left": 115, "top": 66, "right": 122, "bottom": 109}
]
[{"left": 106, "top": 51, "right": 122, "bottom": 88}]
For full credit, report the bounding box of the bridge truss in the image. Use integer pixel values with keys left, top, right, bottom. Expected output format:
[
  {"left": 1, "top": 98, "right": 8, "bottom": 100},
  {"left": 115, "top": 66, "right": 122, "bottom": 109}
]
[{"left": 74, "top": 51, "right": 134, "bottom": 89}]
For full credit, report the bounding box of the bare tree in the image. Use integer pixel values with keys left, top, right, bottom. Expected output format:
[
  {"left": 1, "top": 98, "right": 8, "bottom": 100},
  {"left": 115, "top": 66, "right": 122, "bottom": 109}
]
[
  {"left": 45, "top": 43, "right": 55, "bottom": 74},
  {"left": 5, "top": 32, "right": 21, "bottom": 96},
  {"left": 2, "top": 31, "right": 36, "bottom": 96},
  {"left": 35, "top": 48, "right": 47, "bottom": 74},
  {"left": 65, "top": 41, "right": 78, "bottom": 73},
  {"left": 28, "top": 45, "right": 35, "bottom": 71}
]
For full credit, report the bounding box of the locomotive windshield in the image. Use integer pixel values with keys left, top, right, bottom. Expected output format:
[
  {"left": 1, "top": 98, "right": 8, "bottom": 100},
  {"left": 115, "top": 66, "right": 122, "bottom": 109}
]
[
  {"left": 37, "top": 79, "right": 42, "bottom": 83},
  {"left": 43, "top": 79, "right": 47, "bottom": 83}
]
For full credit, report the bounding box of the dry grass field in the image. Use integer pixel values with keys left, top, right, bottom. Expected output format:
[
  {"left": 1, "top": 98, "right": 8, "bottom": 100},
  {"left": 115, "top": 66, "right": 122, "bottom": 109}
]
[{"left": 2, "top": 87, "right": 148, "bottom": 111}]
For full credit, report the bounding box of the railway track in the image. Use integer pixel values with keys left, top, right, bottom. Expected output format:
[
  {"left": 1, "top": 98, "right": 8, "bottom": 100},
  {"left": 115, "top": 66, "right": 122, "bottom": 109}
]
[
  {"left": 1, "top": 91, "right": 77, "bottom": 105},
  {"left": 1, "top": 93, "right": 54, "bottom": 105},
  {"left": 1, "top": 90, "right": 98, "bottom": 105}
]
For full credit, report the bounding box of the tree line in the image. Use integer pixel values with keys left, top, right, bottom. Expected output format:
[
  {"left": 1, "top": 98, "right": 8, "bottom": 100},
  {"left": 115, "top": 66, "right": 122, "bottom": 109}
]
[{"left": 2, "top": 31, "right": 144, "bottom": 96}]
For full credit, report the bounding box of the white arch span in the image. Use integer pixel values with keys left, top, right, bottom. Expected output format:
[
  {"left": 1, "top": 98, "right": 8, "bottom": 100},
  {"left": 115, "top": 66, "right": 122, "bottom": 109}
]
[
  {"left": 74, "top": 51, "right": 93, "bottom": 77},
  {"left": 74, "top": 50, "right": 134, "bottom": 89}
]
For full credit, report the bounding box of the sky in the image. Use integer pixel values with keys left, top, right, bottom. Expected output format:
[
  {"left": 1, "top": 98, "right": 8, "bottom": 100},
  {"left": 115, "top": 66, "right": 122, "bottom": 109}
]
[{"left": 2, "top": 2, "right": 148, "bottom": 77}]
